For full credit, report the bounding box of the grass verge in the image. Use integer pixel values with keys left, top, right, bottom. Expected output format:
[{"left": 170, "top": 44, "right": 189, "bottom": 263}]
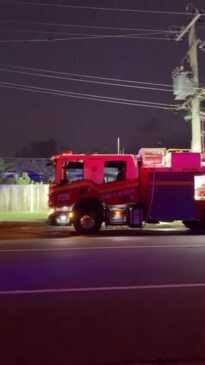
[{"left": 0, "top": 212, "right": 47, "bottom": 222}]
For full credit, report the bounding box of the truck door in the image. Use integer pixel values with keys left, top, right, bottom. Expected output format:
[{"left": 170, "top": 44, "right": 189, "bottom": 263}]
[{"left": 100, "top": 160, "right": 137, "bottom": 205}]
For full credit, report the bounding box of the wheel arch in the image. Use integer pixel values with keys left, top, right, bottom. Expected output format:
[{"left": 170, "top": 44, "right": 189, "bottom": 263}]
[{"left": 73, "top": 198, "right": 104, "bottom": 217}]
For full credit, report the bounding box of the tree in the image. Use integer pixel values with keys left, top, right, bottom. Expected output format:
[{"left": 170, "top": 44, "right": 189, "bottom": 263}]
[
  {"left": 0, "top": 158, "right": 12, "bottom": 184},
  {"left": 16, "top": 138, "right": 57, "bottom": 157}
]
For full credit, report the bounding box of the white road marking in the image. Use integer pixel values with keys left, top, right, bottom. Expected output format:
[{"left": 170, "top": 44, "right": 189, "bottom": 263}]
[
  {"left": 0, "top": 243, "right": 205, "bottom": 254},
  {"left": 1, "top": 283, "right": 205, "bottom": 295}
]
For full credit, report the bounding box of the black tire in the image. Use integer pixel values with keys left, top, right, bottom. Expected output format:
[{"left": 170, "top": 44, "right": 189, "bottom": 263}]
[
  {"left": 48, "top": 215, "right": 57, "bottom": 226},
  {"left": 73, "top": 209, "right": 102, "bottom": 234}
]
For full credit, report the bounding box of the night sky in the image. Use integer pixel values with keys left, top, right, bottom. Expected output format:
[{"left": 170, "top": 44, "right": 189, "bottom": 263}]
[{"left": 0, "top": 0, "right": 205, "bottom": 157}]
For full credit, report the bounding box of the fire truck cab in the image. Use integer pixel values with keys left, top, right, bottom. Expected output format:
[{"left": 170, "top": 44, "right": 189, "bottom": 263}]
[{"left": 48, "top": 149, "right": 205, "bottom": 234}]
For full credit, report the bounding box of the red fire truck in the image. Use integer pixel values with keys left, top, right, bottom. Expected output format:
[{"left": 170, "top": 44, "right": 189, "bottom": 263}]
[{"left": 48, "top": 148, "right": 205, "bottom": 233}]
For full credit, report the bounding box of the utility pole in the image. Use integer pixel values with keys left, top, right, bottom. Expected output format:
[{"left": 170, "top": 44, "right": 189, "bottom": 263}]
[
  {"left": 117, "top": 137, "right": 120, "bottom": 154},
  {"left": 188, "top": 17, "right": 201, "bottom": 152},
  {"left": 176, "top": 11, "right": 201, "bottom": 152}
]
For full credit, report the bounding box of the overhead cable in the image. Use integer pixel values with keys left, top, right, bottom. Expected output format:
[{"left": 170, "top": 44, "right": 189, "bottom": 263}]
[
  {"left": 0, "top": 29, "right": 170, "bottom": 38},
  {"left": 0, "top": 81, "right": 176, "bottom": 110},
  {"left": 0, "top": 32, "right": 175, "bottom": 43},
  {"left": 0, "top": 63, "right": 173, "bottom": 88},
  {"left": 0, "top": 83, "right": 174, "bottom": 109},
  {"left": 0, "top": 1, "right": 196, "bottom": 16},
  {"left": 0, "top": 67, "right": 172, "bottom": 92},
  {"left": 0, "top": 20, "right": 179, "bottom": 34}
]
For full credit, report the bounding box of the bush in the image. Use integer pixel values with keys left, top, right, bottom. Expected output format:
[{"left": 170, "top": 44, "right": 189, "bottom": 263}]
[{"left": 14, "top": 172, "right": 32, "bottom": 185}]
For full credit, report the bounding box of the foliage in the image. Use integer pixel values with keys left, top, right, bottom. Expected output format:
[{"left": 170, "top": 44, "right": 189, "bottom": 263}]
[
  {"left": 0, "top": 159, "right": 4, "bottom": 183},
  {"left": 0, "top": 158, "right": 48, "bottom": 185},
  {"left": 0, "top": 158, "right": 12, "bottom": 184},
  {"left": 5, "top": 175, "right": 17, "bottom": 185},
  {"left": 13, "top": 172, "right": 32, "bottom": 185}
]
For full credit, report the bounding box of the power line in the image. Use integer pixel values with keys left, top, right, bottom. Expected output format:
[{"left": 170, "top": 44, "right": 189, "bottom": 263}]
[
  {"left": 0, "top": 32, "right": 175, "bottom": 43},
  {"left": 0, "top": 20, "right": 179, "bottom": 34},
  {"left": 123, "top": 36, "right": 174, "bottom": 41},
  {"left": 0, "top": 82, "right": 173, "bottom": 110},
  {"left": 0, "top": 34, "right": 145, "bottom": 43},
  {"left": 0, "top": 81, "right": 176, "bottom": 110},
  {"left": 1, "top": 28, "right": 84, "bottom": 36},
  {"left": 0, "top": 67, "right": 172, "bottom": 92},
  {"left": 0, "top": 29, "right": 170, "bottom": 38},
  {"left": 0, "top": 1, "right": 195, "bottom": 16},
  {"left": 0, "top": 63, "right": 173, "bottom": 88},
  {"left": 0, "top": 36, "right": 174, "bottom": 43},
  {"left": 0, "top": 81, "right": 174, "bottom": 106}
]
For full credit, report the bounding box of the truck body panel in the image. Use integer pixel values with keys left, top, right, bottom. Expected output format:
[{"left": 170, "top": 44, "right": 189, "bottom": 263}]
[{"left": 48, "top": 150, "right": 205, "bottom": 232}]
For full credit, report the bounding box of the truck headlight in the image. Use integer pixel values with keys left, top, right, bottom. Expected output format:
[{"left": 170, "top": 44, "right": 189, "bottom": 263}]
[{"left": 56, "top": 213, "right": 68, "bottom": 224}]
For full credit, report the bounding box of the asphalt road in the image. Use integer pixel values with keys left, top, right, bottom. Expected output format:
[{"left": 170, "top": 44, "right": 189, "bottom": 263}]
[{"left": 0, "top": 224, "right": 205, "bottom": 364}]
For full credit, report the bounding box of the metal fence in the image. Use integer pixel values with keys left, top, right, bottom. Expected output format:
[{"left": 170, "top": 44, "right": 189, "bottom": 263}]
[{"left": 0, "top": 185, "right": 49, "bottom": 212}]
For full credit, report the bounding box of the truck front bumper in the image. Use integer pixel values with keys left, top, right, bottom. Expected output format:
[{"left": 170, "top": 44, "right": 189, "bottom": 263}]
[{"left": 48, "top": 207, "right": 73, "bottom": 226}]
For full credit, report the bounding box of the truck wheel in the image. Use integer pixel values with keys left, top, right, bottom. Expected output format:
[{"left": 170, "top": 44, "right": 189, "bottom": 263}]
[
  {"left": 48, "top": 214, "right": 57, "bottom": 226},
  {"left": 73, "top": 209, "right": 102, "bottom": 234}
]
